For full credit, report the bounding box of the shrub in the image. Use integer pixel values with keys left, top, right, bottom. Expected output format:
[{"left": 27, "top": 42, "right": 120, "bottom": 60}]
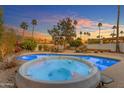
[
  {"left": 51, "top": 46, "right": 59, "bottom": 52},
  {"left": 21, "top": 39, "right": 37, "bottom": 51},
  {"left": 0, "top": 30, "right": 16, "bottom": 61},
  {"left": 69, "top": 38, "right": 82, "bottom": 48},
  {"left": 14, "top": 41, "right": 22, "bottom": 53},
  {"left": 14, "top": 46, "right": 22, "bottom": 53},
  {"left": 42, "top": 45, "right": 50, "bottom": 51},
  {"left": 88, "top": 39, "right": 100, "bottom": 44},
  {"left": 75, "top": 45, "right": 87, "bottom": 53},
  {"left": 38, "top": 45, "right": 42, "bottom": 51}
]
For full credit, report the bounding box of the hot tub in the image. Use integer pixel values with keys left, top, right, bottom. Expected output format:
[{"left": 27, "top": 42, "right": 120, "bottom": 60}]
[{"left": 16, "top": 56, "right": 100, "bottom": 88}]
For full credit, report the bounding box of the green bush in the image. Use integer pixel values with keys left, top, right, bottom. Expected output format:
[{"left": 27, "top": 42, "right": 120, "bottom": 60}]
[
  {"left": 69, "top": 38, "right": 82, "bottom": 48},
  {"left": 42, "top": 45, "right": 50, "bottom": 51},
  {"left": 38, "top": 45, "right": 42, "bottom": 51},
  {"left": 88, "top": 39, "right": 100, "bottom": 44},
  {"left": 50, "top": 46, "right": 59, "bottom": 52},
  {"left": 21, "top": 39, "right": 37, "bottom": 51}
]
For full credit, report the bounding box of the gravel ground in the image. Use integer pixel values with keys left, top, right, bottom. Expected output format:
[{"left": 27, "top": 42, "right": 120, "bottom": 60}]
[{"left": 0, "top": 61, "right": 19, "bottom": 88}]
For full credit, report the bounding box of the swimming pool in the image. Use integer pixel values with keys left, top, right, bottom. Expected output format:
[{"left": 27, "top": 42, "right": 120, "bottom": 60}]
[{"left": 16, "top": 54, "right": 119, "bottom": 71}]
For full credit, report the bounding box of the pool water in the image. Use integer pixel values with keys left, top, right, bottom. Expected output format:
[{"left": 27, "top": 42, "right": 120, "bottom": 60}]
[
  {"left": 17, "top": 54, "right": 119, "bottom": 71},
  {"left": 26, "top": 59, "right": 91, "bottom": 81}
]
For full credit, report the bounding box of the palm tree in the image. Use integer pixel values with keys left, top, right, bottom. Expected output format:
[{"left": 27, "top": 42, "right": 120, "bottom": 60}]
[
  {"left": 87, "top": 32, "right": 91, "bottom": 36},
  {"left": 84, "top": 32, "right": 91, "bottom": 36},
  {"left": 112, "top": 25, "right": 117, "bottom": 37},
  {"left": 98, "top": 23, "right": 102, "bottom": 39},
  {"left": 110, "top": 33, "right": 116, "bottom": 43},
  {"left": 83, "top": 32, "right": 91, "bottom": 40},
  {"left": 80, "top": 31, "right": 82, "bottom": 38},
  {"left": 116, "top": 5, "right": 120, "bottom": 52},
  {"left": 120, "top": 30, "right": 124, "bottom": 37},
  {"left": 110, "top": 33, "right": 116, "bottom": 38},
  {"left": 31, "top": 19, "right": 37, "bottom": 37},
  {"left": 84, "top": 32, "right": 87, "bottom": 35},
  {"left": 20, "top": 22, "right": 28, "bottom": 37}
]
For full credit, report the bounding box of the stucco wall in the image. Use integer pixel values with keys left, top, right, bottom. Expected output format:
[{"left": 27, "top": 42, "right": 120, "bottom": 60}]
[{"left": 87, "top": 43, "right": 124, "bottom": 52}]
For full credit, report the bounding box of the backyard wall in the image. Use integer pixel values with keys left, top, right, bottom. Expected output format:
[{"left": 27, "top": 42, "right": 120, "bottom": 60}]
[{"left": 87, "top": 43, "right": 124, "bottom": 52}]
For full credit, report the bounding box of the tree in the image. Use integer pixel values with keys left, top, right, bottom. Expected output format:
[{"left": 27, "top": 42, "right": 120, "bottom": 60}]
[
  {"left": 116, "top": 5, "right": 120, "bottom": 52},
  {"left": 120, "top": 30, "right": 124, "bottom": 37},
  {"left": 54, "top": 36, "right": 65, "bottom": 45},
  {"left": 80, "top": 31, "right": 82, "bottom": 38},
  {"left": 31, "top": 19, "right": 37, "bottom": 37},
  {"left": 110, "top": 33, "right": 116, "bottom": 43},
  {"left": 110, "top": 33, "right": 116, "bottom": 38},
  {"left": 20, "top": 22, "right": 28, "bottom": 37},
  {"left": 86, "top": 32, "right": 91, "bottom": 36},
  {"left": 112, "top": 25, "right": 117, "bottom": 38},
  {"left": 98, "top": 23, "right": 102, "bottom": 39},
  {"left": 48, "top": 17, "right": 77, "bottom": 43},
  {"left": 84, "top": 32, "right": 91, "bottom": 37},
  {"left": 48, "top": 25, "right": 60, "bottom": 44},
  {"left": 84, "top": 32, "right": 87, "bottom": 35}
]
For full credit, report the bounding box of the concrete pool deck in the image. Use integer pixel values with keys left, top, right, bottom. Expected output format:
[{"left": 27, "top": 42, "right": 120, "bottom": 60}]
[{"left": 16, "top": 51, "right": 124, "bottom": 88}]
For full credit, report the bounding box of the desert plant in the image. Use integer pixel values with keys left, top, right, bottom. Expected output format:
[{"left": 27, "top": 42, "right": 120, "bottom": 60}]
[
  {"left": 69, "top": 38, "right": 82, "bottom": 48},
  {"left": 0, "top": 44, "right": 8, "bottom": 61},
  {"left": 0, "top": 30, "right": 16, "bottom": 61},
  {"left": 21, "top": 39, "right": 37, "bottom": 51},
  {"left": 38, "top": 45, "right": 42, "bottom": 51},
  {"left": 51, "top": 47, "right": 59, "bottom": 52},
  {"left": 42, "top": 45, "right": 50, "bottom": 51}
]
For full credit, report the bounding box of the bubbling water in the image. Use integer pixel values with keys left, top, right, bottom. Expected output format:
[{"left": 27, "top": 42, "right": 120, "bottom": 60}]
[{"left": 26, "top": 59, "right": 91, "bottom": 81}]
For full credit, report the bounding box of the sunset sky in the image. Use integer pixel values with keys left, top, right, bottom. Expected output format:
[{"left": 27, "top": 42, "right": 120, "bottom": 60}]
[{"left": 3, "top": 5, "right": 124, "bottom": 38}]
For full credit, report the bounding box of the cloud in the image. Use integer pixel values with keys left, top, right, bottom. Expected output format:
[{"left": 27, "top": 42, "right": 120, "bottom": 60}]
[
  {"left": 76, "top": 18, "right": 115, "bottom": 32},
  {"left": 102, "top": 23, "right": 113, "bottom": 28},
  {"left": 77, "top": 18, "right": 96, "bottom": 28}
]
